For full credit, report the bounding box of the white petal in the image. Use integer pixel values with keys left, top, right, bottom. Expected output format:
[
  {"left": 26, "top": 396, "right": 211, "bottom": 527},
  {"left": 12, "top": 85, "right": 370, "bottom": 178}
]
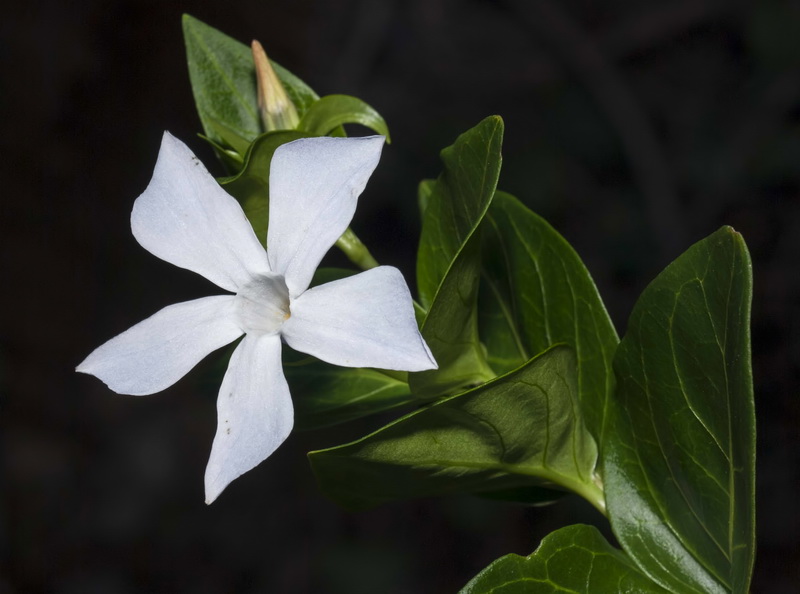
[
  {"left": 282, "top": 266, "right": 437, "bottom": 371},
  {"left": 131, "top": 132, "right": 271, "bottom": 293},
  {"left": 204, "top": 334, "right": 293, "bottom": 503},
  {"left": 77, "top": 296, "right": 243, "bottom": 395},
  {"left": 267, "top": 135, "right": 384, "bottom": 296}
]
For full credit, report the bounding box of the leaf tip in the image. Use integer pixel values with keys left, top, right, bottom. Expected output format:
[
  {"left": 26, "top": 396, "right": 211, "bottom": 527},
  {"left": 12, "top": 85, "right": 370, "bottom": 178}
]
[
  {"left": 181, "top": 13, "right": 198, "bottom": 29},
  {"left": 485, "top": 114, "right": 505, "bottom": 131}
]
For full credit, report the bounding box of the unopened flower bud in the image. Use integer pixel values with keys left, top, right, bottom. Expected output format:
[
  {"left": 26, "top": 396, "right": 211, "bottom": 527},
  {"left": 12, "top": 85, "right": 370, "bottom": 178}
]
[{"left": 252, "top": 40, "right": 300, "bottom": 131}]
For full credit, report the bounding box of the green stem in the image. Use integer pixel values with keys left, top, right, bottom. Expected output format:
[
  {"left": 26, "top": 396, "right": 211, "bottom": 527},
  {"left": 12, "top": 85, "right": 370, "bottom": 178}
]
[{"left": 335, "top": 227, "right": 379, "bottom": 271}]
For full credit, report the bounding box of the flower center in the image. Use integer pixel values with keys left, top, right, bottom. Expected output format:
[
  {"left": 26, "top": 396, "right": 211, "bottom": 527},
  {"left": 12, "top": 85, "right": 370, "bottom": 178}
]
[{"left": 234, "top": 274, "right": 291, "bottom": 336}]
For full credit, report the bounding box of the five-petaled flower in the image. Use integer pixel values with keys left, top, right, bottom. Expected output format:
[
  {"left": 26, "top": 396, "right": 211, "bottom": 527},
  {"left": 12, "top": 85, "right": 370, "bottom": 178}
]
[{"left": 77, "top": 133, "right": 437, "bottom": 503}]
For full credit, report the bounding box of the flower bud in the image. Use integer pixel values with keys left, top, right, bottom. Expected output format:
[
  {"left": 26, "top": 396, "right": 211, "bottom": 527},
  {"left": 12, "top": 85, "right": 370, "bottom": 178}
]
[{"left": 252, "top": 40, "right": 300, "bottom": 131}]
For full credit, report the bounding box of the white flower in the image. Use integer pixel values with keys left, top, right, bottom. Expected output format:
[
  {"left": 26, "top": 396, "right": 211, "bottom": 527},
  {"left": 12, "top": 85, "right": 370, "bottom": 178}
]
[{"left": 77, "top": 133, "right": 437, "bottom": 503}]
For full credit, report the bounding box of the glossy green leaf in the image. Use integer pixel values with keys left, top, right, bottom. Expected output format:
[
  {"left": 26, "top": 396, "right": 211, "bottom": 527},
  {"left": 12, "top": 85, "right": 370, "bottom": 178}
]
[
  {"left": 220, "top": 130, "right": 310, "bottom": 243},
  {"left": 409, "top": 119, "right": 504, "bottom": 398},
  {"left": 310, "top": 346, "right": 603, "bottom": 513},
  {"left": 461, "top": 524, "right": 669, "bottom": 594},
  {"left": 409, "top": 234, "right": 495, "bottom": 399},
  {"left": 417, "top": 178, "right": 435, "bottom": 218},
  {"left": 416, "top": 116, "right": 504, "bottom": 309},
  {"left": 206, "top": 115, "right": 252, "bottom": 156},
  {"left": 285, "top": 350, "right": 413, "bottom": 431},
  {"left": 479, "top": 191, "right": 618, "bottom": 444},
  {"left": 198, "top": 134, "right": 244, "bottom": 170},
  {"left": 182, "top": 14, "right": 319, "bottom": 150},
  {"left": 298, "top": 94, "right": 391, "bottom": 141},
  {"left": 604, "top": 227, "right": 755, "bottom": 593}
]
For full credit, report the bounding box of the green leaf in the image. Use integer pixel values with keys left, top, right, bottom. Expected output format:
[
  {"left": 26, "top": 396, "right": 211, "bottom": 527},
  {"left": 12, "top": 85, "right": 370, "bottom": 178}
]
[
  {"left": 182, "top": 14, "right": 319, "bottom": 150},
  {"left": 298, "top": 94, "right": 391, "bottom": 141},
  {"left": 416, "top": 116, "right": 504, "bottom": 309},
  {"left": 409, "top": 118, "right": 504, "bottom": 398},
  {"left": 479, "top": 191, "right": 618, "bottom": 444},
  {"left": 309, "top": 346, "right": 602, "bottom": 512},
  {"left": 198, "top": 134, "right": 244, "bottom": 170},
  {"left": 220, "top": 130, "right": 310, "bottom": 243},
  {"left": 409, "top": 234, "right": 495, "bottom": 399},
  {"left": 286, "top": 350, "right": 413, "bottom": 431},
  {"left": 604, "top": 227, "right": 755, "bottom": 593},
  {"left": 460, "top": 524, "right": 669, "bottom": 594},
  {"left": 206, "top": 115, "right": 252, "bottom": 156},
  {"left": 417, "top": 178, "right": 435, "bottom": 218}
]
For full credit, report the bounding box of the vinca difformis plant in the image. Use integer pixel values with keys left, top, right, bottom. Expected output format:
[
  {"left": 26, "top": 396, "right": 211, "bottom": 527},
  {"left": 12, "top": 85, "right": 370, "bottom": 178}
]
[{"left": 78, "top": 14, "right": 756, "bottom": 593}]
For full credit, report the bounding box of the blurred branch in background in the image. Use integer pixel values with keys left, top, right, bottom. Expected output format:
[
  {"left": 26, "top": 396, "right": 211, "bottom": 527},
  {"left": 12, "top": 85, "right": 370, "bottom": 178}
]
[
  {"left": 707, "top": 69, "right": 800, "bottom": 215},
  {"left": 507, "top": 0, "right": 685, "bottom": 258}
]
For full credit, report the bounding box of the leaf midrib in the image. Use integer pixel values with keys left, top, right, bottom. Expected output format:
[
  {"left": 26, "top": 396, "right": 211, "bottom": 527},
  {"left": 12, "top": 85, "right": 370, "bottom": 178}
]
[
  {"left": 428, "top": 119, "right": 501, "bottom": 308},
  {"left": 188, "top": 27, "right": 259, "bottom": 137},
  {"left": 482, "top": 210, "right": 529, "bottom": 362},
  {"left": 633, "top": 270, "right": 734, "bottom": 588},
  {"left": 665, "top": 284, "right": 732, "bottom": 563}
]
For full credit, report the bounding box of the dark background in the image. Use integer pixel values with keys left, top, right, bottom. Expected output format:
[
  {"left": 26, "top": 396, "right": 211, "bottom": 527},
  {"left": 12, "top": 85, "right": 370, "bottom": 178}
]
[{"left": 3, "top": 0, "right": 799, "bottom": 592}]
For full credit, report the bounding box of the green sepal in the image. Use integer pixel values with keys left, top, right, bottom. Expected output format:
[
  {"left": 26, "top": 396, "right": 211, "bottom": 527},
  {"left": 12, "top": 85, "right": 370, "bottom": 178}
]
[
  {"left": 309, "top": 345, "right": 602, "bottom": 513},
  {"left": 460, "top": 525, "right": 669, "bottom": 593},
  {"left": 297, "top": 94, "right": 391, "bottom": 141},
  {"left": 604, "top": 227, "right": 755, "bottom": 593}
]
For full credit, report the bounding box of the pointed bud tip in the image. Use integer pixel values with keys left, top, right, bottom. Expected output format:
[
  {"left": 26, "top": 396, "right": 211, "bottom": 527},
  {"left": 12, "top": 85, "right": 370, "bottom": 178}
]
[
  {"left": 250, "top": 39, "right": 266, "bottom": 59},
  {"left": 251, "top": 39, "right": 299, "bottom": 131}
]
